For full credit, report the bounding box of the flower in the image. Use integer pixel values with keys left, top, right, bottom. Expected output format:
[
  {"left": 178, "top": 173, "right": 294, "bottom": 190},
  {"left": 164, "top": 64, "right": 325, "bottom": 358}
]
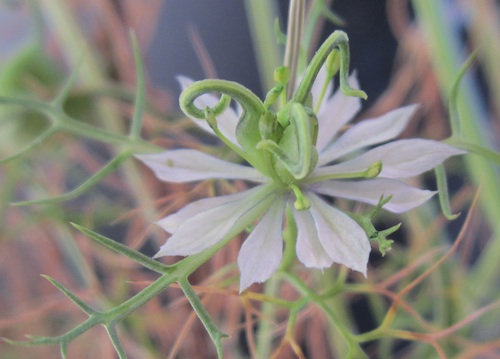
[{"left": 137, "top": 63, "right": 464, "bottom": 292}]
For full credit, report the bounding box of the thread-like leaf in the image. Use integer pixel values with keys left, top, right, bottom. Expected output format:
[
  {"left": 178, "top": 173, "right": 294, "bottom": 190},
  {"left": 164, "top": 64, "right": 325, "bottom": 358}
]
[
  {"left": 71, "top": 223, "right": 169, "bottom": 274},
  {"left": 41, "top": 274, "right": 96, "bottom": 315},
  {"left": 448, "top": 49, "right": 479, "bottom": 137},
  {"left": 12, "top": 151, "right": 131, "bottom": 206},
  {"left": 179, "top": 278, "right": 228, "bottom": 359},
  {"left": 435, "top": 164, "right": 460, "bottom": 220},
  {"left": 105, "top": 325, "right": 127, "bottom": 359},
  {"left": 129, "top": 31, "right": 145, "bottom": 139},
  {"left": 0, "top": 127, "right": 57, "bottom": 164}
]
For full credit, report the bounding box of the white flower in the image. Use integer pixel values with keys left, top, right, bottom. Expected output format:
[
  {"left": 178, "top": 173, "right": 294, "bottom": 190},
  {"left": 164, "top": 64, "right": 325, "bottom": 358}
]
[{"left": 136, "top": 71, "right": 464, "bottom": 292}]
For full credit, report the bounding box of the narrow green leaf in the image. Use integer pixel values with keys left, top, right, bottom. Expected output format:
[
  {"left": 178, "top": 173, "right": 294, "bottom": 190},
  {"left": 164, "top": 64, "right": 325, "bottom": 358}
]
[
  {"left": 51, "top": 49, "right": 84, "bottom": 108},
  {"left": 322, "top": 7, "right": 345, "bottom": 26},
  {"left": 60, "top": 342, "right": 68, "bottom": 359},
  {"left": 41, "top": 275, "right": 96, "bottom": 315},
  {"left": 274, "top": 18, "right": 287, "bottom": 45},
  {"left": 0, "top": 127, "right": 57, "bottom": 164},
  {"left": 105, "top": 325, "right": 127, "bottom": 359},
  {"left": 12, "top": 151, "right": 131, "bottom": 205},
  {"left": 179, "top": 278, "right": 228, "bottom": 359},
  {"left": 71, "top": 223, "right": 169, "bottom": 274},
  {"left": 445, "top": 137, "right": 500, "bottom": 165},
  {"left": 448, "top": 49, "right": 479, "bottom": 137},
  {"left": 435, "top": 164, "right": 460, "bottom": 220},
  {"left": 129, "top": 31, "right": 145, "bottom": 139}
]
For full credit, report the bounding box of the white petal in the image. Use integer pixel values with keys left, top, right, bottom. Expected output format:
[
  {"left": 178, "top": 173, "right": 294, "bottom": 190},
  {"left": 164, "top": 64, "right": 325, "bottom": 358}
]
[
  {"left": 319, "top": 105, "right": 419, "bottom": 166},
  {"left": 157, "top": 190, "right": 252, "bottom": 233},
  {"left": 293, "top": 207, "right": 333, "bottom": 268},
  {"left": 155, "top": 185, "right": 275, "bottom": 257},
  {"left": 315, "top": 139, "right": 465, "bottom": 179},
  {"left": 136, "top": 149, "right": 267, "bottom": 183},
  {"left": 308, "top": 193, "right": 370, "bottom": 276},
  {"left": 177, "top": 76, "right": 239, "bottom": 145},
  {"left": 316, "top": 73, "right": 361, "bottom": 151},
  {"left": 238, "top": 195, "right": 286, "bottom": 292},
  {"left": 311, "top": 178, "right": 436, "bottom": 213}
]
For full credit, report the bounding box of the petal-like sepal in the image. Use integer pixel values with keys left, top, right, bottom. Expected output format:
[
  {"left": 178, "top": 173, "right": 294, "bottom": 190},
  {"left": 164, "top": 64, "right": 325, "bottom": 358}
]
[
  {"left": 177, "top": 76, "right": 239, "bottom": 145},
  {"left": 311, "top": 178, "right": 436, "bottom": 213},
  {"left": 316, "top": 73, "right": 361, "bottom": 151},
  {"left": 155, "top": 185, "right": 274, "bottom": 257},
  {"left": 293, "top": 207, "right": 333, "bottom": 268},
  {"left": 318, "top": 105, "right": 419, "bottom": 165},
  {"left": 136, "top": 149, "right": 267, "bottom": 183},
  {"left": 315, "top": 139, "right": 465, "bottom": 179},
  {"left": 157, "top": 190, "right": 252, "bottom": 233},
  {"left": 307, "top": 193, "right": 370, "bottom": 276},
  {"left": 237, "top": 196, "right": 286, "bottom": 292}
]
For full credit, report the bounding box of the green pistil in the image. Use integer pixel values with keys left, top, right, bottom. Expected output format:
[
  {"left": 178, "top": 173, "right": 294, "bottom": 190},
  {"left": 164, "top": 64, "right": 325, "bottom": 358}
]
[
  {"left": 290, "top": 184, "right": 310, "bottom": 210},
  {"left": 308, "top": 160, "right": 383, "bottom": 184}
]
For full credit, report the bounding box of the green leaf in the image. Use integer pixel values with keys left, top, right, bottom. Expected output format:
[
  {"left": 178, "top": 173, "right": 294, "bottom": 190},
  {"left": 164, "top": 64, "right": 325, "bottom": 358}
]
[
  {"left": 448, "top": 49, "right": 479, "bottom": 137},
  {"left": 445, "top": 137, "right": 500, "bottom": 165},
  {"left": 0, "top": 127, "right": 57, "bottom": 164},
  {"left": 435, "top": 164, "right": 460, "bottom": 220},
  {"left": 71, "top": 223, "right": 170, "bottom": 274},
  {"left": 179, "top": 278, "right": 228, "bottom": 359},
  {"left": 41, "top": 275, "right": 96, "bottom": 315},
  {"left": 128, "top": 31, "right": 145, "bottom": 139},
  {"left": 12, "top": 151, "right": 131, "bottom": 205},
  {"left": 105, "top": 325, "right": 127, "bottom": 359}
]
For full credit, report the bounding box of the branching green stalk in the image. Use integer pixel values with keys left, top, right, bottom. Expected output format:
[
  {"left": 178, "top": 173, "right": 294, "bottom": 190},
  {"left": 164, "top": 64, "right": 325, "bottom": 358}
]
[
  {"left": 281, "top": 271, "right": 368, "bottom": 359},
  {"left": 41, "top": 0, "right": 158, "bottom": 221}
]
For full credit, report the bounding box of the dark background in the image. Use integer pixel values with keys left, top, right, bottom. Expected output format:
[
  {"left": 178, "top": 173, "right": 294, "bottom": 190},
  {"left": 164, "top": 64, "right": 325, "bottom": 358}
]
[{"left": 148, "top": 0, "right": 396, "bottom": 108}]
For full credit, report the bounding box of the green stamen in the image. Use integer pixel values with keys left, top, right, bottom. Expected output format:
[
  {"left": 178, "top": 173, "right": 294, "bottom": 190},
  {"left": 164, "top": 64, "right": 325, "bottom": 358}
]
[
  {"left": 308, "top": 160, "right": 382, "bottom": 184},
  {"left": 290, "top": 184, "right": 310, "bottom": 210}
]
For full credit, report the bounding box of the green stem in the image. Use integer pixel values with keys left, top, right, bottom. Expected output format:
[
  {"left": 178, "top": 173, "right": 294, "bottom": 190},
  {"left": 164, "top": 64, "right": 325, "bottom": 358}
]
[
  {"left": 243, "top": 0, "right": 282, "bottom": 93},
  {"left": 255, "top": 275, "right": 281, "bottom": 358}
]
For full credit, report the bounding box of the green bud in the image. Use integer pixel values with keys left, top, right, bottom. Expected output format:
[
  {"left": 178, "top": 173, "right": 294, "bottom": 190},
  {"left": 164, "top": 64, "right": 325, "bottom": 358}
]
[{"left": 274, "top": 66, "right": 291, "bottom": 85}]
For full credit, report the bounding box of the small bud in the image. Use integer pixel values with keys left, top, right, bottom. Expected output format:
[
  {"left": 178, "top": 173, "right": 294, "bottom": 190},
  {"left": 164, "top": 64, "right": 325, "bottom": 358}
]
[{"left": 274, "top": 66, "right": 291, "bottom": 86}]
